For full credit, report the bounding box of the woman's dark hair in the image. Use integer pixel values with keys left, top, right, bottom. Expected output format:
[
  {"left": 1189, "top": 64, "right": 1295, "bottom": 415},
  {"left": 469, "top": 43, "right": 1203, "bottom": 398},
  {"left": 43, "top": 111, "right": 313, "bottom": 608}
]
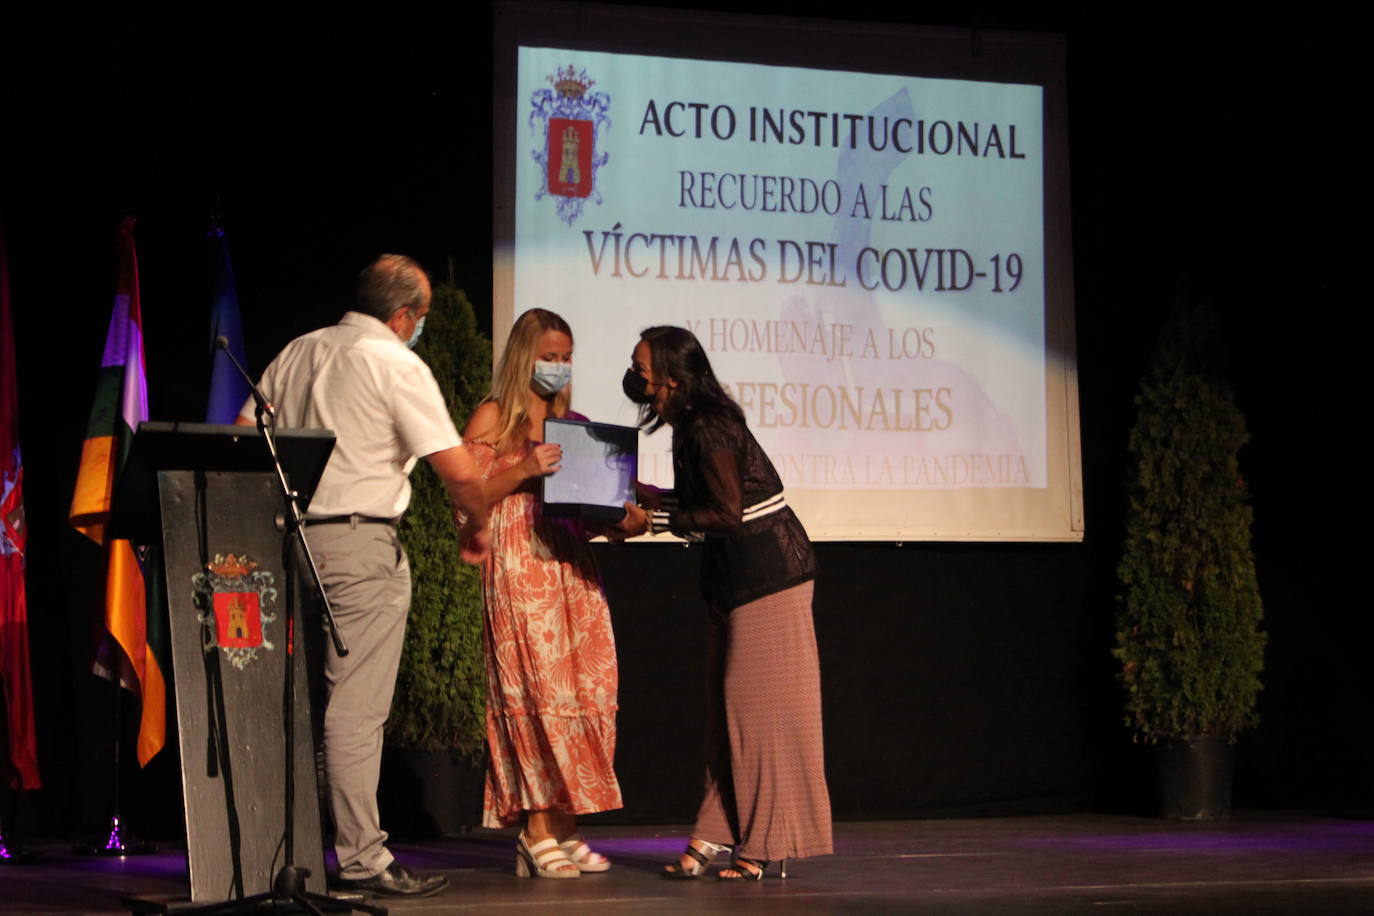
[{"left": 637, "top": 325, "right": 744, "bottom": 432}]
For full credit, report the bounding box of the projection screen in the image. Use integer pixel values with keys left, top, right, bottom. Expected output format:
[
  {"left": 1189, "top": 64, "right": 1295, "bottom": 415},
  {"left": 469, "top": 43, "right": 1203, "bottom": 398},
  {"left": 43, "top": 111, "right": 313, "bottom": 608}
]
[{"left": 494, "top": 2, "right": 1082, "bottom": 541}]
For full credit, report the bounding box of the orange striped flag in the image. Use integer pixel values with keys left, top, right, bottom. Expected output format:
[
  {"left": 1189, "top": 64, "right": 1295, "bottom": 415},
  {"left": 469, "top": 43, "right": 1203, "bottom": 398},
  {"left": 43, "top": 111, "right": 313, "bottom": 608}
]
[{"left": 69, "top": 217, "right": 165, "bottom": 766}]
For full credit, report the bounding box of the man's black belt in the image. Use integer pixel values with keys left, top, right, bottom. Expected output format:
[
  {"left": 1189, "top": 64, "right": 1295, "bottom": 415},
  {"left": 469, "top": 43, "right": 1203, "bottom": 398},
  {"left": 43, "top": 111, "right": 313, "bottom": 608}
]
[{"left": 303, "top": 514, "right": 400, "bottom": 527}]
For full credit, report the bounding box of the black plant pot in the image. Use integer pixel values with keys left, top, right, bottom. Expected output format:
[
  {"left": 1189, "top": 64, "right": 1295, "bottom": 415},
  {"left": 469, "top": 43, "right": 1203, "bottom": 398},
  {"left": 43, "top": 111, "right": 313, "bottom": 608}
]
[
  {"left": 378, "top": 747, "right": 486, "bottom": 838},
  {"left": 1155, "top": 737, "right": 1234, "bottom": 820}
]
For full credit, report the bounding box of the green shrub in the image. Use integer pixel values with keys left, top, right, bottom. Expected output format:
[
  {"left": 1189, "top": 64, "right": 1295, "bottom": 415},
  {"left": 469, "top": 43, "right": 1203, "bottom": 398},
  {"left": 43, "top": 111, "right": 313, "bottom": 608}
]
[
  {"left": 388, "top": 281, "right": 492, "bottom": 754},
  {"left": 1113, "top": 305, "right": 1265, "bottom": 741}
]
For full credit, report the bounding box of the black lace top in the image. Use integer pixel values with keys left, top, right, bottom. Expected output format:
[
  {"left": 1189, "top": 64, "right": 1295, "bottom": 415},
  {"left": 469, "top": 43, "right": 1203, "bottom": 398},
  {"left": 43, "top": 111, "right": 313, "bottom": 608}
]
[{"left": 661, "top": 408, "right": 817, "bottom": 610}]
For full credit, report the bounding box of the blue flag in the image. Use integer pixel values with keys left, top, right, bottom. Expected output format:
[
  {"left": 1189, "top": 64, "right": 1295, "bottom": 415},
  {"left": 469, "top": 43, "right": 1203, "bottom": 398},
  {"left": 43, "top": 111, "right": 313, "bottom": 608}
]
[{"left": 205, "top": 227, "right": 249, "bottom": 424}]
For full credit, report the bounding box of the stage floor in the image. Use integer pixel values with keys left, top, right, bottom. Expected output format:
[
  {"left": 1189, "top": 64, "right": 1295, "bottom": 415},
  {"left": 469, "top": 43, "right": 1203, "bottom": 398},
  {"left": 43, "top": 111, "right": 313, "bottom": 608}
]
[{"left": 3, "top": 813, "right": 1372, "bottom": 913}]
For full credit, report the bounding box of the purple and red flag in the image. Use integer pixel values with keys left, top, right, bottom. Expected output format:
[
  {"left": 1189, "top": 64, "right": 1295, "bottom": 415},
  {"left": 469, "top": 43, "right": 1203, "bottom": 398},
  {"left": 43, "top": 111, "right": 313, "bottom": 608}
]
[{"left": 0, "top": 229, "right": 41, "bottom": 790}]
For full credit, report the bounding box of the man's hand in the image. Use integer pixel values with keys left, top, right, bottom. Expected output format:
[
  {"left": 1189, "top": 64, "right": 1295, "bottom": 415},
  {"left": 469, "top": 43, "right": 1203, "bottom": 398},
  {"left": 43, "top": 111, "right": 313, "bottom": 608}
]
[
  {"left": 457, "top": 515, "right": 490, "bottom": 564},
  {"left": 427, "top": 445, "right": 489, "bottom": 565}
]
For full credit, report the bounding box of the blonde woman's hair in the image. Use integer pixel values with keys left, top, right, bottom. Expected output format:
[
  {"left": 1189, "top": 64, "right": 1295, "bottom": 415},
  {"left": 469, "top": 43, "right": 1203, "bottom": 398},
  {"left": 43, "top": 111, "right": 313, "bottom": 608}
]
[{"left": 483, "top": 308, "right": 573, "bottom": 453}]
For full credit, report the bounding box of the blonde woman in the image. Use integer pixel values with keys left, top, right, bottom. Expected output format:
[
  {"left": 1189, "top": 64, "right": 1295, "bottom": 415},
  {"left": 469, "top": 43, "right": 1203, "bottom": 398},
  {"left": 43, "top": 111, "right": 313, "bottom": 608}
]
[{"left": 463, "top": 309, "right": 623, "bottom": 878}]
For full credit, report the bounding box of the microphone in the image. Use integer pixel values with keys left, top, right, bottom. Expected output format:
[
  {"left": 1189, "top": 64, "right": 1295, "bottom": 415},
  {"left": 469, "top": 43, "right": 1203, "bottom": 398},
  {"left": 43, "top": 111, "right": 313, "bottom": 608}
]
[{"left": 216, "top": 335, "right": 275, "bottom": 419}]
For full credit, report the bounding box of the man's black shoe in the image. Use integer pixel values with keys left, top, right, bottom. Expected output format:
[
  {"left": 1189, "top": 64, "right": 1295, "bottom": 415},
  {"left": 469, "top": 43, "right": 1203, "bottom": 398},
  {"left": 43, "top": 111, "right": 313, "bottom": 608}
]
[{"left": 334, "top": 862, "right": 449, "bottom": 897}]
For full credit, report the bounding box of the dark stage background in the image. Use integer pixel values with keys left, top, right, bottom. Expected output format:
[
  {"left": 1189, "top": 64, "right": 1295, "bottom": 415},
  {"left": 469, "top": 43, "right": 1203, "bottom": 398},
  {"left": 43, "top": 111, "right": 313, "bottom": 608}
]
[{"left": 1, "top": 4, "right": 1360, "bottom": 841}]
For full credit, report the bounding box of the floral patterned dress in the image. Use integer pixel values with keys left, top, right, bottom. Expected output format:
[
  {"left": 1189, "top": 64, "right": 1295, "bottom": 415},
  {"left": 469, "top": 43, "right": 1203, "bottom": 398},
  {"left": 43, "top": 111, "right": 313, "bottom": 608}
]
[{"left": 472, "top": 435, "right": 622, "bottom": 827}]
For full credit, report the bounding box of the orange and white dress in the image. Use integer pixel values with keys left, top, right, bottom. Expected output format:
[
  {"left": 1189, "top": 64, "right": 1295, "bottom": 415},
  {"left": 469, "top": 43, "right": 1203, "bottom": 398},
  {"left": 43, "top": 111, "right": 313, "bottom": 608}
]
[{"left": 472, "top": 436, "right": 623, "bottom": 828}]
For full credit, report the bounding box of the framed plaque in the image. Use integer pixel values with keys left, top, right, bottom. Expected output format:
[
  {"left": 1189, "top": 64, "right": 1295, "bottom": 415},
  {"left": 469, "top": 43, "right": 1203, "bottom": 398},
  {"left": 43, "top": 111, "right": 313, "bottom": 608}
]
[{"left": 541, "top": 417, "right": 637, "bottom": 521}]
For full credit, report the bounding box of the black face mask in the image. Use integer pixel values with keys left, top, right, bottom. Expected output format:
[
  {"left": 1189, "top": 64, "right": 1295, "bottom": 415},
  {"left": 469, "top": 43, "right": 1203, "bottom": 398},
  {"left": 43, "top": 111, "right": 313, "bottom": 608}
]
[{"left": 622, "top": 368, "right": 655, "bottom": 405}]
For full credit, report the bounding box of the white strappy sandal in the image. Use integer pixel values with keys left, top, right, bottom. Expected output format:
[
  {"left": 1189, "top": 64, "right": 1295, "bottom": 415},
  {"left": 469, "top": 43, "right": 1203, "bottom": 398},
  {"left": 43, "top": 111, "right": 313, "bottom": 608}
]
[
  {"left": 663, "top": 838, "right": 732, "bottom": 879},
  {"left": 558, "top": 833, "right": 612, "bottom": 873},
  {"left": 515, "top": 833, "right": 580, "bottom": 878}
]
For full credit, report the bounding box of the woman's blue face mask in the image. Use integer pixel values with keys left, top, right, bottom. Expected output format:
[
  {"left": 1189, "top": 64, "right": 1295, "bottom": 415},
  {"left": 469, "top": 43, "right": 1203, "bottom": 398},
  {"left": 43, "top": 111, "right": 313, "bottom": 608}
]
[{"left": 532, "top": 360, "right": 572, "bottom": 395}]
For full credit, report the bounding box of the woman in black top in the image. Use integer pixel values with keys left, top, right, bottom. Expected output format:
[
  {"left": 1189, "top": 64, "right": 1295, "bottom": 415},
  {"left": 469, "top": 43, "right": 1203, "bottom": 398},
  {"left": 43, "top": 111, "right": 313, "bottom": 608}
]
[{"left": 620, "top": 326, "right": 832, "bottom": 880}]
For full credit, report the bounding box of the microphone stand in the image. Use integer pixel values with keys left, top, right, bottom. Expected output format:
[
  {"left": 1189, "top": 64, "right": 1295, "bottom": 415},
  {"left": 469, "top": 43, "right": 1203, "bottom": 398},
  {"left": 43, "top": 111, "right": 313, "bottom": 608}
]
[
  {"left": 158, "top": 341, "right": 382, "bottom": 915},
  {"left": 220, "top": 336, "right": 347, "bottom": 659}
]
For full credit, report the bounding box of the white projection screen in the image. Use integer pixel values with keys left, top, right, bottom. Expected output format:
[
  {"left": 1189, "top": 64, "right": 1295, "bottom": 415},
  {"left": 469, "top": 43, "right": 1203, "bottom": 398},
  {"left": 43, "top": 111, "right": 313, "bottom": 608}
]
[{"left": 494, "top": 1, "right": 1083, "bottom": 541}]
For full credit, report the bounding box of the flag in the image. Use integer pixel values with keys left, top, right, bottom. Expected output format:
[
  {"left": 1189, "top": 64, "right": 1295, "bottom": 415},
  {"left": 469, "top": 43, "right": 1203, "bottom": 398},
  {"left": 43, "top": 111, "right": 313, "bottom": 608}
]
[
  {"left": 69, "top": 217, "right": 166, "bottom": 766},
  {"left": 205, "top": 226, "right": 249, "bottom": 424},
  {"left": 0, "top": 228, "right": 41, "bottom": 790}
]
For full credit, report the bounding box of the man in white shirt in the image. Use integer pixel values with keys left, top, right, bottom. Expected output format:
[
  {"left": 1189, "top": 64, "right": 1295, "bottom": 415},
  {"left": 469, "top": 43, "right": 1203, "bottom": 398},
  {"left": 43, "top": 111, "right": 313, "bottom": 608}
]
[{"left": 237, "top": 254, "right": 487, "bottom": 896}]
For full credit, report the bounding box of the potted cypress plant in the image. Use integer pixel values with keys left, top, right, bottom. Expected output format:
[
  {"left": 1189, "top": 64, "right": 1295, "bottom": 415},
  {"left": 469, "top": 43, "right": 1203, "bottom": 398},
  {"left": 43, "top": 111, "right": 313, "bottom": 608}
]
[
  {"left": 1113, "top": 304, "right": 1265, "bottom": 819},
  {"left": 381, "top": 279, "right": 492, "bottom": 836}
]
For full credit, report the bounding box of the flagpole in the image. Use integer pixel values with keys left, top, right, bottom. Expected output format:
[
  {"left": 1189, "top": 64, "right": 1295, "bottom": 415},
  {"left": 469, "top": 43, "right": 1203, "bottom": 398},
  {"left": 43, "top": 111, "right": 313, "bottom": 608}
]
[
  {"left": 0, "top": 783, "right": 35, "bottom": 865},
  {"left": 75, "top": 670, "right": 156, "bottom": 857},
  {"left": 103, "top": 674, "right": 155, "bottom": 854}
]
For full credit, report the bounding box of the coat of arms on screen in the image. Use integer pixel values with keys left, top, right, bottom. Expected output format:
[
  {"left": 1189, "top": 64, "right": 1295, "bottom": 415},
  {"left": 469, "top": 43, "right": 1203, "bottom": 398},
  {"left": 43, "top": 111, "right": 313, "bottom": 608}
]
[
  {"left": 530, "top": 64, "right": 611, "bottom": 225},
  {"left": 191, "top": 553, "right": 277, "bottom": 670}
]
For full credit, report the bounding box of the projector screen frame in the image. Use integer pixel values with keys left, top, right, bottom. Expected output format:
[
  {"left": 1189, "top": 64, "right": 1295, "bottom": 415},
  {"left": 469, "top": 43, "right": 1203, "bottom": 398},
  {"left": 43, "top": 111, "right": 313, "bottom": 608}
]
[{"left": 494, "top": 0, "right": 1082, "bottom": 542}]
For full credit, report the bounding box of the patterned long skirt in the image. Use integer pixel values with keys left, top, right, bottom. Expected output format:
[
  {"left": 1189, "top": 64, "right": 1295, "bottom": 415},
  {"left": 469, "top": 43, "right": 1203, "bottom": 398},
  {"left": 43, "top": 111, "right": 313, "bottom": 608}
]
[{"left": 474, "top": 441, "right": 622, "bottom": 828}]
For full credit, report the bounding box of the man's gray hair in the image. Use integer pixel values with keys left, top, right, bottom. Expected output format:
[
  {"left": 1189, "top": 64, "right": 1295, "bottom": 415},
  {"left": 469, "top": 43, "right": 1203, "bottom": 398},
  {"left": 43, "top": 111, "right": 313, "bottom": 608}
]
[{"left": 356, "top": 254, "right": 429, "bottom": 321}]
